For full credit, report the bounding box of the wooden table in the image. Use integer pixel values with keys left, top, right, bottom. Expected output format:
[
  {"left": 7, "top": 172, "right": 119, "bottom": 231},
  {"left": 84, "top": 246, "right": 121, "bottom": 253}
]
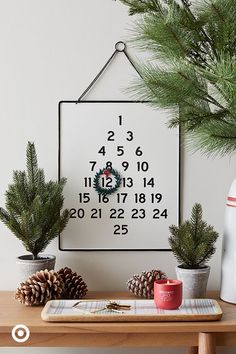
[{"left": 0, "top": 291, "right": 236, "bottom": 354}]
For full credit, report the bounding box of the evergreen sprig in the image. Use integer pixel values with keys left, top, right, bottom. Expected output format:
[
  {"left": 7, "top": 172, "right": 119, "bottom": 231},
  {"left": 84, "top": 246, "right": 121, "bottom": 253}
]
[
  {"left": 0, "top": 142, "right": 70, "bottom": 259},
  {"left": 120, "top": 0, "right": 236, "bottom": 156},
  {"left": 120, "top": 0, "right": 163, "bottom": 15},
  {"left": 168, "top": 203, "right": 219, "bottom": 269}
]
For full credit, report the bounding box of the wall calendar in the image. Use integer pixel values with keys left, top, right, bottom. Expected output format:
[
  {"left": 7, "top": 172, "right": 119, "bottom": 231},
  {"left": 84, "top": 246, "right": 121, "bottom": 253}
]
[{"left": 58, "top": 100, "right": 180, "bottom": 251}]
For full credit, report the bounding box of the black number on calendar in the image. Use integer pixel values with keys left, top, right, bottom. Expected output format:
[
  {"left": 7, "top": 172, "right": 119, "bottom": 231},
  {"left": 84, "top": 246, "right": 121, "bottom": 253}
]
[
  {"left": 107, "top": 131, "right": 115, "bottom": 141},
  {"left": 110, "top": 209, "right": 125, "bottom": 219},
  {"left": 78, "top": 193, "right": 90, "bottom": 203},
  {"left": 137, "top": 161, "right": 149, "bottom": 172},
  {"left": 153, "top": 209, "right": 168, "bottom": 219},
  {"left": 121, "top": 161, "right": 129, "bottom": 171},
  {"left": 106, "top": 161, "right": 112, "bottom": 169},
  {"left": 135, "top": 146, "right": 143, "bottom": 156},
  {"left": 89, "top": 161, "right": 97, "bottom": 171},
  {"left": 122, "top": 177, "right": 133, "bottom": 188},
  {"left": 98, "top": 194, "right": 109, "bottom": 203},
  {"left": 134, "top": 193, "right": 146, "bottom": 203},
  {"left": 118, "top": 115, "right": 122, "bottom": 126},
  {"left": 84, "top": 177, "right": 92, "bottom": 187},
  {"left": 114, "top": 224, "right": 128, "bottom": 235},
  {"left": 98, "top": 146, "right": 106, "bottom": 156},
  {"left": 101, "top": 177, "right": 113, "bottom": 188},
  {"left": 117, "top": 146, "right": 124, "bottom": 156},
  {"left": 161, "top": 209, "right": 168, "bottom": 218},
  {"left": 151, "top": 193, "right": 162, "bottom": 203},
  {"left": 117, "top": 193, "right": 128, "bottom": 203},
  {"left": 131, "top": 209, "right": 146, "bottom": 219},
  {"left": 126, "top": 131, "right": 134, "bottom": 141},
  {"left": 143, "top": 177, "right": 155, "bottom": 188},
  {"left": 70, "top": 208, "right": 76, "bottom": 218},
  {"left": 70, "top": 208, "right": 85, "bottom": 219},
  {"left": 91, "top": 208, "right": 102, "bottom": 219}
]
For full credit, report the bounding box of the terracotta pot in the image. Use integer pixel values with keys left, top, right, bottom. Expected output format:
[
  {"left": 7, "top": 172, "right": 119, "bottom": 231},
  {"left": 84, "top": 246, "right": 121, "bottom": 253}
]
[
  {"left": 176, "top": 265, "right": 210, "bottom": 299},
  {"left": 16, "top": 254, "right": 56, "bottom": 282}
]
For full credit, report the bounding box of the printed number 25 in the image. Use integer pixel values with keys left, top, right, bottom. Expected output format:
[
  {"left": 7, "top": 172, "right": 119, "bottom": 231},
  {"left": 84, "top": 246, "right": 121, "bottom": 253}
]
[{"left": 114, "top": 225, "right": 128, "bottom": 235}]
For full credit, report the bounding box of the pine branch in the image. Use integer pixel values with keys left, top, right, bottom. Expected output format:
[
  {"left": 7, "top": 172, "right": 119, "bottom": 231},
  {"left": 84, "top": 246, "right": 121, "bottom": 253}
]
[
  {"left": 190, "top": 203, "right": 202, "bottom": 242},
  {"left": 189, "top": 120, "right": 236, "bottom": 156},
  {"left": 210, "top": 2, "right": 225, "bottom": 23},
  {"left": 119, "top": 0, "right": 163, "bottom": 15},
  {"left": 120, "top": 0, "right": 236, "bottom": 156},
  {"left": 182, "top": 0, "right": 217, "bottom": 59},
  {"left": 177, "top": 70, "right": 226, "bottom": 110},
  {"left": 26, "top": 142, "right": 39, "bottom": 192}
]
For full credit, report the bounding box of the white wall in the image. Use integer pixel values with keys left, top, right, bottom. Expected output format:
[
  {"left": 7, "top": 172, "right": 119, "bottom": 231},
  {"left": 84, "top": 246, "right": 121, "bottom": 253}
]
[{"left": 0, "top": 1, "right": 235, "bottom": 353}]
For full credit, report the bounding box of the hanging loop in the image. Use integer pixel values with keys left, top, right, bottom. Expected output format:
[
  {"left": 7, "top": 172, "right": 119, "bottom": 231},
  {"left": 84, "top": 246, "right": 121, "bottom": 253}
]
[{"left": 115, "top": 41, "right": 126, "bottom": 52}]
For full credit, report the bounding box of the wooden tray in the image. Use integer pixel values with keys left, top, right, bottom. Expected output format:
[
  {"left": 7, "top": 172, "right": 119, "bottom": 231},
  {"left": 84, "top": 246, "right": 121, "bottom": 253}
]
[{"left": 41, "top": 298, "right": 223, "bottom": 322}]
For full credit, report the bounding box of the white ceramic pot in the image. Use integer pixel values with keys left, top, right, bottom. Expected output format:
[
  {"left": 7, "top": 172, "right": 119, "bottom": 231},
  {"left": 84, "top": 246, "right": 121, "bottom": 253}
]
[
  {"left": 220, "top": 178, "right": 236, "bottom": 303},
  {"left": 16, "top": 254, "right": 56, "bottom": 282},
  {"left": 176, "top": 266, "right": 210, "bottom": 299}
]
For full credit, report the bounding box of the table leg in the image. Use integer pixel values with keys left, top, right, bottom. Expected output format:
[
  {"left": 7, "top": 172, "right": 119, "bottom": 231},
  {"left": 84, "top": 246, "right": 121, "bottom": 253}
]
[
  {"left": 187, "top": 346, "right": 198, "bottom": 354},
  {"left": 198, "top": 333, "right": 215, "bottom": 354}
]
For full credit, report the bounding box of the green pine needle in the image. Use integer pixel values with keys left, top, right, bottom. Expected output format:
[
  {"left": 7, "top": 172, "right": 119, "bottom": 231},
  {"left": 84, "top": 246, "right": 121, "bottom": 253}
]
[{"left": 119, "top": 0, "right": 163, "bottom": 15}]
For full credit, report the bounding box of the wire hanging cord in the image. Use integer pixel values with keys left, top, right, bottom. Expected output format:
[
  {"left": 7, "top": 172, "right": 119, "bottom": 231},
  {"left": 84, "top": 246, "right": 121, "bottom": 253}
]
[{"left": 77, "top": 41, "right": 142, "bottom": 102}]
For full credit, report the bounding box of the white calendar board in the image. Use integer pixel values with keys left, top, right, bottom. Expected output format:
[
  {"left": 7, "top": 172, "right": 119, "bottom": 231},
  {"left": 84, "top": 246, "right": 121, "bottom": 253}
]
[{"left": 59, "top": 101, "right": 179, "bottom": 250}]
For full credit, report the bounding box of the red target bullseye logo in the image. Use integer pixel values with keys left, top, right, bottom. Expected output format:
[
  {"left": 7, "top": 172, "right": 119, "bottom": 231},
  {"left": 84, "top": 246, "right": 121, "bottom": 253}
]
[{"left": 11, "top": 324, "right": 30, "bottom": 343}]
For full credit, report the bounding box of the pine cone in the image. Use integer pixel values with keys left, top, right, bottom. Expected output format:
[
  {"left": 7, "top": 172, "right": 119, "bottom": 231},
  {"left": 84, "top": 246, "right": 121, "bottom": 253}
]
[
  {"left": 58, "top": 267, "right": 88, "bottom": 299},
  {"left": 127, "top": 269, "right": 167, "bottom": 299},
  {"left": 15, "top": 269, "right": 64, "bottom": 306}
]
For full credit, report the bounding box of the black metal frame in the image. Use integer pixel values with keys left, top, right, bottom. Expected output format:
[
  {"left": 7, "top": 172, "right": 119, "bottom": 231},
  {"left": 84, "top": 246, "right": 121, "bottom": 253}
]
[{"left": 58, "top": 100, "right": 181, "bottom": 252}]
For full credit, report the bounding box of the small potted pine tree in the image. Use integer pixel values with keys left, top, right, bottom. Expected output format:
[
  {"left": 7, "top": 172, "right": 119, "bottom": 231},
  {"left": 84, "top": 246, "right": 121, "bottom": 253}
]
[
  {"left": 0, "top": 142, "right": 70, "bottom": 280},
  {"left": 169, "top": 203, "right": 219, "bottom": 298}
]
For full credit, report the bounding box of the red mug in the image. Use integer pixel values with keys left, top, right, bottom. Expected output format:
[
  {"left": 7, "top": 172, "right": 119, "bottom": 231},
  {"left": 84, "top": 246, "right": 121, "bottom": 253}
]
[{"left": 154, "top": 279, "right": 182, "bottom": 310}]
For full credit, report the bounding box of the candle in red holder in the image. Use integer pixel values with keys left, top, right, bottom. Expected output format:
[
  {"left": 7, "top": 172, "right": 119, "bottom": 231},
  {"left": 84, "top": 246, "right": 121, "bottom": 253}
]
[{"left": 154, "top": 279, "right": 182, "bottom": 310}]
